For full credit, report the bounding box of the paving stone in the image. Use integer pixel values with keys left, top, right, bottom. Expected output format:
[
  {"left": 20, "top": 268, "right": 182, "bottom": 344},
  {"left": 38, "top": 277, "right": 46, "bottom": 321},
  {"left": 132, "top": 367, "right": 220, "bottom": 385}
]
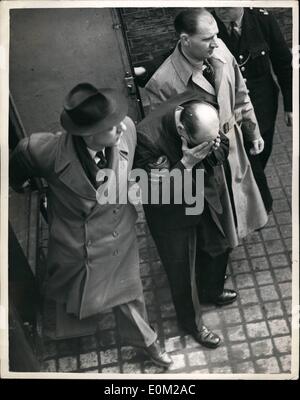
[
  {"left": 262, "top": 301, "right": 284, "bottom": 319},
  {"left": 269, "top": 253, "right": 289, "bottom": 268},
  {"left": 251, "top": 257, "right": 269, "bottom": 271},
  {"left": 246, "top": 322, "right": 269, "bottom": 339},
  {"left": 244, "top": 231, "right": 261, "bottom": 243},
  {"left": 268, "top": 319, "right": 290, "bottom": 336},
  {"left": 190, "top": 368, "right": 210, "bottom": 374},
  {"left": 227, "top": 326, "right": 246, "bottom": 342},
  {"left": 274, "top": 267, "right": 292, "bottom": 282},
  {"left": 164, "top": 336, "right": 183, "bottom": 352},
  {"left": 260, "top": 285, "right": 280, "bottom": 302},
  {"left": 236, "top": 361, "right": 255, "bottom": 373},
  {"left": 274, "top": 212, "right": 291, "bottom": 225},
  {"left": 284, "top": 238, "right": 292, "bottom": 251},
  {"left": 278, "top": 282, "right": 292, "bottom": 299},
  {"left": 79, "top": 352, "right": 98, "bottom": 369},
  {"left": 231, "top": 343, "right": 251, "bottom": 361},
  {"left": 261, "top": 227, "right": 281, "bottom": 241},
  {"left": 42, "top": 359, "right": 57, "bottom": 372},
  {"left": 223, "top": 308, "right": 242, "bottom": 325},
  {"left": 231, "top": 246, "right": 247, "bottom": 260},
  {"left": 140, "top": 263, "right": 151, "bottom": 277},
  {"left": 235, "top": 273, "right": 255, "bottom": 289},
  {"left": 120, "top": 346, "right": 140, "bottom": 361},
  {"left": 255, "top": 270, "right": 274, "bottom": 285},
  {"left": 273, "top": 199, "right": 290, "bottom": 212},
  {"left": 279, "top": 224, "right": 292, "bottom": 238},
  {"left": 206, "top": 346, "right": 229, "bottom": 363},
  {"left": 247, "top": 243, "right": 265, "bottom": 257},
  {"left": 58, "top": 356, "right": 78, "bottom": 372},
  {"left": 271, "top": 188, "right": 286, "bottom": 199},
  {"left": 280, "top": 355, "right": 291, "bottom": 372},
  {"left": 184, "top": 334, "right": 200, "bottom": 349},
  {"left": 57, "top": 339, "right": 79, "bottom": 356},
  {"left": 122, "top": 362, "right": 142, "bottom": 373},
  {"left": 251, "top": 339, "right": 274, "bottom": 357},
  {"left": 101, "top": 366, "right": 121, "bottom": 373},
  {"left": 141, "top": 276, "right": 154, "bottom": 290},
  {"left": 211, "top": 365, "right": 233, "bottom": 373},
  {"left": 283, "top": 299, "right": 292, "bottom": 315},
  {"left": 100, "top": 348, "right": 118, "bottom": 365},
  {"left": 202, "top": 311, "right": 221, "bottom": 328},
  {"left": 274, "top": 336, "right": 291, "bottom": 354},
  {"left": 169, "top": 354, "right": 186, "bottom": 370},
  {"left": 265, "top": 239, "right": 285, "bottom": 255},
  {"left": 231, "top": 259, "right": 251, "bottom": 274},
  {"left": 163, "top": 318, "right": 181, "bottom": 337},
  {"left": 156, "top": 287, "right": 172, "bottom": 303},
  {"left": 255, "top": 357, "right": 280, "bottom": 373},
  {"left": 243, "top": 305, "right": 264, "bottom": 322},
  {"left": 143, "top": 362, "right": 166, "bottom": 374},
  {"left": 239, "top": 288, "right": 260, "bottom": 305},
  {"left": 187, "top": 350, "right": 207, "bottom": 367}
]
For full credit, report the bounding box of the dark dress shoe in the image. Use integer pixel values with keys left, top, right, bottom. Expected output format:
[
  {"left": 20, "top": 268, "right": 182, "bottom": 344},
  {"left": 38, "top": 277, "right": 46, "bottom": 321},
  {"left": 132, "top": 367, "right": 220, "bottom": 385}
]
[
  {"left": 144, "top": 340, "right": 173, "bottom": 368},
  {"left": 191, "top": 325, "right": 221, "bottom": 349},
  {"left": 215, "top": 289, "right": 237, "bottom": 306}
]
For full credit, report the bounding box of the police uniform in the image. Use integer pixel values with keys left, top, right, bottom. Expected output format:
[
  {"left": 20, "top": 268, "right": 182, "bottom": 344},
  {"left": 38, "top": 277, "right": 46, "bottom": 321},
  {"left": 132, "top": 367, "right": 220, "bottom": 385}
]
[{"left": 213, "top": 8, "right": 292, "bottom": 212}]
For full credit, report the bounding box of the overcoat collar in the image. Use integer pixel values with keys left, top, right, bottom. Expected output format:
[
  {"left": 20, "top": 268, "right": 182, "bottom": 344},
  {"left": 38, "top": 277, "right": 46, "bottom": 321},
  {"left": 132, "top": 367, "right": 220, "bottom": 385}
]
[
  {"left": 54, "top": 132, "right": 128, "bottom": 200},
  {"left": 171, "top": 41, "right": 226, "bottom": 96}
]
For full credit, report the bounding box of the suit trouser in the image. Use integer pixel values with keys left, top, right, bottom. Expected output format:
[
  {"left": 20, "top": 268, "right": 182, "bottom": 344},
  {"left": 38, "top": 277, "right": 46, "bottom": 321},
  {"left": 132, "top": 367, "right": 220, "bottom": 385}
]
[
  {"left": 148, "top": 223, "right": 229, "bottom": 333},
  {"left": 113, "top": 296, "right": 157, "bottom": 348},
  {"left": 244, "top": 138, "right": 273, "bottom": 213}
]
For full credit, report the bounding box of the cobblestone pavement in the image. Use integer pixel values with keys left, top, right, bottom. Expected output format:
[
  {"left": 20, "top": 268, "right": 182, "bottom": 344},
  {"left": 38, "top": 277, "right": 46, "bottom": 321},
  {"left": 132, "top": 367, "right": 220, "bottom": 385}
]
[{"left": 40, "top": 102, "right": 294, "bottom": 375}]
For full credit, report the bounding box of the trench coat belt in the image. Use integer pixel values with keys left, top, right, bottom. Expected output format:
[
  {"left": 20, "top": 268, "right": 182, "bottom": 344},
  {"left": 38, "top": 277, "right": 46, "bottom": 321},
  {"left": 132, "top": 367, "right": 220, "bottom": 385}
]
[{"left": 221, "top": 115, "right": 236, "bottom": 135}]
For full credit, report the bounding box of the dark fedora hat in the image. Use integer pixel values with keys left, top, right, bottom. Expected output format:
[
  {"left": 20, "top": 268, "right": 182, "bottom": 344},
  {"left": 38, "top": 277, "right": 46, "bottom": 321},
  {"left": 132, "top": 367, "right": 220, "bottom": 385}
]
[{"left": 60, "top": 82, "right": 128, "bottom": 136}]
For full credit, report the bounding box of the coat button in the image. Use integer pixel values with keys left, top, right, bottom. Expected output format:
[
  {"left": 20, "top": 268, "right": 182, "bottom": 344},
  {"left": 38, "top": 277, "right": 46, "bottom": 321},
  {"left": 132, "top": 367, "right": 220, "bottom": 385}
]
[
  {"left": 239, "top": 55, "right": 244, "bottom": 60},
  {"left": 261, "top": 50, "right": 266, "bottom": 55},
  {"left": 241, "top": 66, "right": 245, "bottom": 72},
  {"left": 113, "top": 231, "right": 118, "bottom": 238},
  {"left": 244, "top": 78, "right": 247, "bottom": 83}
]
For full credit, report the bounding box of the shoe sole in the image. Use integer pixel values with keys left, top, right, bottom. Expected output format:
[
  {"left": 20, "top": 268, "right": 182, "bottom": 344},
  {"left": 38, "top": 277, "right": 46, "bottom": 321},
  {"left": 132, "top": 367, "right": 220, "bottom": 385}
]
[{"left": 215, "top": 297, "right": 237, "bottom": 307}]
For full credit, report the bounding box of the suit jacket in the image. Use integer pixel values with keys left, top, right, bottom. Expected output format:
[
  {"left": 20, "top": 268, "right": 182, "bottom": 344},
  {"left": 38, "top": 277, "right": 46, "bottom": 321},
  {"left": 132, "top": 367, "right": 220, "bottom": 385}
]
[
  {"left": 10, "top": 117, "right": 143, "bottom": 322},
  {"left": 135, "top": 90, "right": 239, "bottom": 252},
  {"left": 145, "top": 40, "right": 268, "bottom": 239}
]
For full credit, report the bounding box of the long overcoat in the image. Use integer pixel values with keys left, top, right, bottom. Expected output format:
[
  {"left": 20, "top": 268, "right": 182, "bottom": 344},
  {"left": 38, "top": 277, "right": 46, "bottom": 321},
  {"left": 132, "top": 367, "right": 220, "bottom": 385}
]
[
  {"left": 145, "top": 39, "right": 268, "bottom": 238},
  {"left": 10, "top": 117, "right": 143, "bottom": 321}
]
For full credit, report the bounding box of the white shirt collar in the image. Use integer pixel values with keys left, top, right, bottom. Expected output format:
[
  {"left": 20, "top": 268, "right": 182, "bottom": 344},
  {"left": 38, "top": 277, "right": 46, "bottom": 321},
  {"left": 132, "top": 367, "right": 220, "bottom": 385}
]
[{"left": 87, "top": 147, "right": 105, "bottom": 162}]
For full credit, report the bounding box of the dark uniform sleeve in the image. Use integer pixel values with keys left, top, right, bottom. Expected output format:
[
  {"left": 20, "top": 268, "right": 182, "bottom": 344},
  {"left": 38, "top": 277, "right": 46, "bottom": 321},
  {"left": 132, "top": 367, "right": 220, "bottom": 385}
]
[{"left": 262, "top": 11, "right": 293, "bottom": 112}]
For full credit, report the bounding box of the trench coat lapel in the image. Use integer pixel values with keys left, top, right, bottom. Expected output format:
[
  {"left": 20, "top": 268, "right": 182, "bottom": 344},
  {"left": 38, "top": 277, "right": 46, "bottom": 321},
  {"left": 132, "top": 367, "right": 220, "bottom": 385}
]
[
  {"left": 209, "top": 51, "right": 226, "bottom": 98},
  {"left": 54, "top": 133, "right": 97, "bottom": 200}
]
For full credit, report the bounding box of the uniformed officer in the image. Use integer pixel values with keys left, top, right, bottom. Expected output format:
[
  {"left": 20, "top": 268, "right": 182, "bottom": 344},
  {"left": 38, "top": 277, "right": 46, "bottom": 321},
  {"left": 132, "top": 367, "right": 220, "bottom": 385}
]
[{"left": 213, "top": 7, "right": 293, "bottom": 212}]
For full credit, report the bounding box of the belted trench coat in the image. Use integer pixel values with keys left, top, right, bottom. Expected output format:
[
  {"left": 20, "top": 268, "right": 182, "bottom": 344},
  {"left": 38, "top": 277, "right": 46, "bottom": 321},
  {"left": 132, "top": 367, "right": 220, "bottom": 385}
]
[{"left": 145, "top": 39, "right": 268, "bottom": 238}]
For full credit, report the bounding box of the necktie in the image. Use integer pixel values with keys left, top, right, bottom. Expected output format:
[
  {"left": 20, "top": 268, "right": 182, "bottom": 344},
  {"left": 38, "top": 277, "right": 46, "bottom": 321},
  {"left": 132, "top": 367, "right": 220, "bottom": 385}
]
[
  {"left": 202, "top": 60, "right": 215, "bottom": 88},
  {"left": 229, "top": 21, "right": 240, "bottom": 54},
  {"left": 96, "top": 151, "right": 108, "bottom": 169}
]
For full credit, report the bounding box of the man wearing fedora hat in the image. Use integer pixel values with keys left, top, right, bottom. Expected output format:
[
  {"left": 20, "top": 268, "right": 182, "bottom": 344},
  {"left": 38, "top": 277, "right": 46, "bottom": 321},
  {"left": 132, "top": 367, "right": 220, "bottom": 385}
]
[{"left": 10, "top": 82, "right": 172, "bottom": 368}]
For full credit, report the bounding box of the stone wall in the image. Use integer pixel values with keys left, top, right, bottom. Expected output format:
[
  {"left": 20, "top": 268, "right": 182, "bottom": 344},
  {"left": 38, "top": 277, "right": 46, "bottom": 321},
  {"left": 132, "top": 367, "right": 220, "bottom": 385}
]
[{"left": 120, "top": 7, "right": 293, "bottom": 67}]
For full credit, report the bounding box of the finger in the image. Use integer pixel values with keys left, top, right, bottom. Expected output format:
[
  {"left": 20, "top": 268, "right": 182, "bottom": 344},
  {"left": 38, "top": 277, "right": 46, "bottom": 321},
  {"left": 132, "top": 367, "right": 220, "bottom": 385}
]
[
  {"left": 190, "top": 141, "right": 209, "bottom": 154},
  {"left": 181, "top": 136, "right": 188, "bottom": 150}
]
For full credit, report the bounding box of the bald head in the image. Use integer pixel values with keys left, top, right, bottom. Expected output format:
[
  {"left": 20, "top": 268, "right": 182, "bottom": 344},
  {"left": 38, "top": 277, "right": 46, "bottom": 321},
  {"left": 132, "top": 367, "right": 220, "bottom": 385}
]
[{"left": 179, "top": 101, "right": 219, "bottom": 145}]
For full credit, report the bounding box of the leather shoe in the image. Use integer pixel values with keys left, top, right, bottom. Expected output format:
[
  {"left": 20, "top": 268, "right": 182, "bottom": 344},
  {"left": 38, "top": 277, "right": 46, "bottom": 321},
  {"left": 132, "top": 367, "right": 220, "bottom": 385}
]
[
  {"left": 191, "top": 325, "right": 221, "bottom": 349},
  {"left": 215, "top": 289, "right": 237, "bottom": 306},
  {"left": 144, "top": 340, "right": 173, "bottom": 368}
]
